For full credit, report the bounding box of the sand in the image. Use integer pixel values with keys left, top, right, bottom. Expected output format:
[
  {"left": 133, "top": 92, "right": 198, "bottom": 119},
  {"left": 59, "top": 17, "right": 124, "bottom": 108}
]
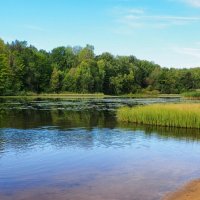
[{"left": 163, "top": 180, "right": 200, "bottom": 200}]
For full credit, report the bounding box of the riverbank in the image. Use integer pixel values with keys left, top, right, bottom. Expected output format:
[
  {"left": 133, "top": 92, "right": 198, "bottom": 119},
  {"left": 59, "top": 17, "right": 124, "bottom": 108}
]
[
  {"left": 122, "top": 93, "right": 181, "bottom": 98},
  {"left": 182, "top": 91, "right": 200, "bottom": 100},
  {"left": 164, "top": 179, "right": 200, "bottom": 200},
  {"left": 0, "top": 93, "right": 110, "bottom": 99},
  {"left": 0, "top": 93, "right": 181, "bottom": 99}
]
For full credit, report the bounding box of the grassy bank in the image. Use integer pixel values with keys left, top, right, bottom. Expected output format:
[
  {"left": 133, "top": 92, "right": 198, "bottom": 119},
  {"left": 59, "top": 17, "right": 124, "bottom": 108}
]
[
  {"left": 0, "top": 93, "right": 110, "bottom": 99},
  {"left": 117, "top": 104, "right": 200, "bottom": 129},
  {"left": 182, "top": 91, "right": 200, "bottom": 99},
  {"left": 122, "top": 93, "right": 180, "bottom": 98},
  {"left": 0, "top": 92, "right": 181, "bottom": 99}
]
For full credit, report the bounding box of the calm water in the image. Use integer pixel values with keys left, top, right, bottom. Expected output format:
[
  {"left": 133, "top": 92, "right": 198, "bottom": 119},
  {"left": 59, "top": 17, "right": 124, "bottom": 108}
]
[{"left": 0, "top": 97, "right": 200, "bottom": 200}]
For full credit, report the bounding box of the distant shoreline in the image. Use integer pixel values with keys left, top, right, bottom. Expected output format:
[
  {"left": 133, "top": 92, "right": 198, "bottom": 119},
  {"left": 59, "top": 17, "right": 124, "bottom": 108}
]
[
  {"left": 0, "top": 93, "right": 181, "bottom": 99},
  {"left": 163, "top": 179, "right": 200, "bottom": 200}
]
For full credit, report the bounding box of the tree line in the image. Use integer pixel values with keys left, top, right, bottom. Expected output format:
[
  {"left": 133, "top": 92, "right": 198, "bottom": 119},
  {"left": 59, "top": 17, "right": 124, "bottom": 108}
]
[{"left": 0, "top": 38, "right": 200, "bottom": 95}]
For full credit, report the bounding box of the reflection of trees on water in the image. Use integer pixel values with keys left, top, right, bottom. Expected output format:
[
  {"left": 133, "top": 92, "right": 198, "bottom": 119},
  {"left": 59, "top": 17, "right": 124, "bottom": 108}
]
[
  {"left": 0, "top": 134, "right": 5, "bottom": 157},
  {"left": 50, "top": 110, "right": 116, "bottom": 129},
  {"left": 0, "top": 108, "right": 117, "bottom": 155},
  {"left": 0, "top": 109, "right": 116, "bottom": 129},
  {"left": 117, "top": 123, "right": 200, "bottom": 142}
]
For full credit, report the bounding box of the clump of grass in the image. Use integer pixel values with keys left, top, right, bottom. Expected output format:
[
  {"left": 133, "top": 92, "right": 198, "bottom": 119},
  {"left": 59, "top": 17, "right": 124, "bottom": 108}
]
[
  {"left": 183, "top": 91, "right": 200, "bottom": 99},
  {"left": 117, "top": 104, "right": 200, "bottom": 129}
]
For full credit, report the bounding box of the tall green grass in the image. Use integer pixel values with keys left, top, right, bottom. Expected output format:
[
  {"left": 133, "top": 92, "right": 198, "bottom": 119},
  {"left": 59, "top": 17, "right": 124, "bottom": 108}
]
[
  {"left": 117, "top": 104, "right": 200, "bottom": 129},
  {"left": 183, "top": 91, "right": 200, "bottom": 99}
]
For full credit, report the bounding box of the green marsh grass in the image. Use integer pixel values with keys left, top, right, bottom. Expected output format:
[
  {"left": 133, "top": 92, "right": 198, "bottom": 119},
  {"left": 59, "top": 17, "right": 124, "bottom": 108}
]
[
  {"left": 117, "top": 104, "right": 200, "bottom": 129},
  {"left": 183, "top": 91, "right": 200, "bottom": 99}
]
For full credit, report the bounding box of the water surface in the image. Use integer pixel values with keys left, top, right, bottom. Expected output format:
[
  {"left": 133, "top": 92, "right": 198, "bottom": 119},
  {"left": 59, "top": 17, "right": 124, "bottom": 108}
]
[{"left": 0, "top": 97, "right": 200, "bottom": 200}]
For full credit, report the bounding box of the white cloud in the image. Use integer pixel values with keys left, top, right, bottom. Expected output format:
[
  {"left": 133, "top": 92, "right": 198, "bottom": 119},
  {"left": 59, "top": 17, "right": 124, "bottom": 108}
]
[
  {"left": 182, "top": 0, "right": 200, "bottom": 7},
  {"left": 123, "top": 14, "right": 200, "bottom": 22},
  {"left": 113, "top": 7, "right": 200, "bottom": 30},
  {"left": 112, "top": 7, "right": 145, "bottom": 15},
  {"left": 173, "top": 47, "right": 200, "bottom": 58}
]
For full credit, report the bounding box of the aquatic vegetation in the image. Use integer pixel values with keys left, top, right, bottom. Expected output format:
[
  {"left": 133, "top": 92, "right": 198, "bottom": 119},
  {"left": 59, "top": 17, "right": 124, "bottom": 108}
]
[
  {"left": 117, "top": 104, "right": 200, "bottom": 129},
  {"left": 183, "top": 91, "right": 200, "bottom": 99}
]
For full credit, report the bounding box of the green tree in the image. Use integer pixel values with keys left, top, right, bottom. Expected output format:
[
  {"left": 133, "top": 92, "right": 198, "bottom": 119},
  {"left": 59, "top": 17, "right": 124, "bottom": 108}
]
[
  {"left": 63, "top": 68, "right": 77, "bottom": 92},
  {"left": 75, "top": 60, "right": 94, "bottom": 93},
  {"left": 0, "top": 38, "right": 200, "bottom": 95},
  {"left": 50, "top": 66, "right": 62, "bottom": 93},
  {"left": 78, "top": 45, "right": 94, "bottom": 63},
  {"left": 0, "top": 54, "right": 13, "bottom": 95}
]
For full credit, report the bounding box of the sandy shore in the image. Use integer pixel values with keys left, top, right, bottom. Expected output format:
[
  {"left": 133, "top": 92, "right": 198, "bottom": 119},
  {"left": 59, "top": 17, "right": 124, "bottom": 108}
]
[{"left": 163, "top": 180, "right": 200, "bottom": 200}]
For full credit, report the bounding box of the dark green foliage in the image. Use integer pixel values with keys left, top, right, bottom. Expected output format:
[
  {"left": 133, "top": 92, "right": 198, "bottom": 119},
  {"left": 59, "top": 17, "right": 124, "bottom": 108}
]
[{"left": 0, "top": 38, "right": 200, "bottom": 95}]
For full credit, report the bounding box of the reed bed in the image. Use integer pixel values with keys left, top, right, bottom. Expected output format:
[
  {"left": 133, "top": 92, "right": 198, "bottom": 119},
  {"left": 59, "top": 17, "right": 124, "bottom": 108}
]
[
  {"left": 183, "top": 91, "right": 200, "bottom": 99},
  {"left": 117, "top": 104, "right": 200, "bottom": 129}
]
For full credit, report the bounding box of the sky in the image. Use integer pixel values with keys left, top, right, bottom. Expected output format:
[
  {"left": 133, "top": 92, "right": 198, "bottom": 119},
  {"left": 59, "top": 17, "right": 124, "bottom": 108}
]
[{"left": 0, "top": 0, "right": 200, "bottom": 68}]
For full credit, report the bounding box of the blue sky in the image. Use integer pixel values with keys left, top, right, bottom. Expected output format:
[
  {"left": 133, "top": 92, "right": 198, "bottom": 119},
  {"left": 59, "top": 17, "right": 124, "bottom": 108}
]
[{"left": 1, "top": 0, "right": 200, "bottom": 68}]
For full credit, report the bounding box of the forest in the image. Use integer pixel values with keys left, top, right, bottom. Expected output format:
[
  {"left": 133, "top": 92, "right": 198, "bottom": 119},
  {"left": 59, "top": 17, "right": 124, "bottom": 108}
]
[{"left": 0, "top": 38, "right": 200, "bottom": 96}]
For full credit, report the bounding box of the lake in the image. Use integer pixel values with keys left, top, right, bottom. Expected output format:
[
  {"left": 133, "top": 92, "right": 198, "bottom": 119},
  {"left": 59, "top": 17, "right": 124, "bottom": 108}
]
[{"left": 0, "top": 97, "right": 200, "bottom": 200}]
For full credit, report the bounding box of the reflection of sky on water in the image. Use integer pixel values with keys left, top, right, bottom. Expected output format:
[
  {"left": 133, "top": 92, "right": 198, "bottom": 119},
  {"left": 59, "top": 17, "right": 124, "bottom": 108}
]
[{"left": 0, "top": 127, "right": 200, "bottom": 200}]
